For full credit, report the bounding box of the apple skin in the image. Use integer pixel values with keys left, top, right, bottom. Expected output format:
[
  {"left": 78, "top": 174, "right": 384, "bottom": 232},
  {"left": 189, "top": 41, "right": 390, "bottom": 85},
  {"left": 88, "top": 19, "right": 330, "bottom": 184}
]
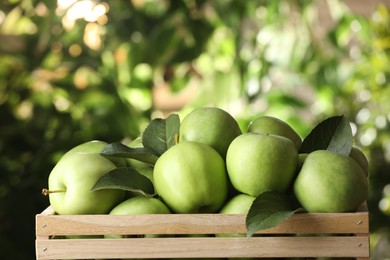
[
  {"left": 219, "top": 193, "right": 256, "bottom": 214},
  {"left": 349, "top": 147, "right": 369, "bottom": 177},
  {"left": 247, "top": 116, "right": 302, "bottom": 150},
  {"left": 298, "top": 153, "right": 309, "bottom": 169},
  {"left": 126, "top": 166, "right": 155, "bottom": 198},
  {"left": 62, "top": 140, "right": 107, "bottom": 156},
  {"left": 60, "top": 140, "right": 127, "bottom": 167},
  {"left": 136, "top": 166, "right": 154, "bottom": 184},
  {"left": 48, "top": 152, "right": 126, "bottom": 215},
  {"left": 226, "top": 133, "right": 299, "bottom": 197},
  {"left": 216, "top": 194, "right": 255, "bottom": 238},
  {"left": 179, "top": 107, "right": 242, "bottom": 158},
  {"left": 125, "top": 137, "right": 151, "bottom": 168},
  {"left": 109, "top": 196, "right": 170, "bottom": 215},
  {"left": 106, "top": 196, "right": 170, "bottom": 239},
  {"left": 154, "top": 141, "right": 228, "bottom": 213},
  {"left": 293, "top": 150, "right": 368, "bottom": 213}
]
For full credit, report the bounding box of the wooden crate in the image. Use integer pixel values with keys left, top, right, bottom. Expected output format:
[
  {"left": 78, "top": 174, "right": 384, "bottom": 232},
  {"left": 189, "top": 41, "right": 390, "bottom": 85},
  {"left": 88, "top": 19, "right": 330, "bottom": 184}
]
[{"left": 36, "top": 206, "right": 369, "bottom": 259}]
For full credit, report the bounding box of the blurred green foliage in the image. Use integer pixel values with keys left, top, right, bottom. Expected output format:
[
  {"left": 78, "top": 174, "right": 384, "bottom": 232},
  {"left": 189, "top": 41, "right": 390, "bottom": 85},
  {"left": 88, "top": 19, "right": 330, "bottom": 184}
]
[{"left": 0, "top": 0, "right": 389, "bottom": 259}]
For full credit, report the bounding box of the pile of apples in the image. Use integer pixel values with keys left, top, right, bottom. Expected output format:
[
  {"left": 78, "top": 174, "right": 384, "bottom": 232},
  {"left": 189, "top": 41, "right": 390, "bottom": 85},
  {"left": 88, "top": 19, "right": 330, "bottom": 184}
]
[{"left": 44, "top": 107, "right": 368, "bottom": 219}]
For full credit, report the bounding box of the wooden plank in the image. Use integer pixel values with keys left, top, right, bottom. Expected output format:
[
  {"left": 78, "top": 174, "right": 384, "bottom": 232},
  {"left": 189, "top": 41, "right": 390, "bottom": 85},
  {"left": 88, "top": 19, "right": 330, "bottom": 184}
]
[
  {"left": 36, "top": 210, "right": 369, "bottom": 236},
  {"left": 36, "top": 207, "right": 53, "bottom": 241},
  {"left": 40, "top": 206, "right": 56, "bottom": 216},
  {"left": 36, "top": 236, "right": 369, "bottom": 259}
]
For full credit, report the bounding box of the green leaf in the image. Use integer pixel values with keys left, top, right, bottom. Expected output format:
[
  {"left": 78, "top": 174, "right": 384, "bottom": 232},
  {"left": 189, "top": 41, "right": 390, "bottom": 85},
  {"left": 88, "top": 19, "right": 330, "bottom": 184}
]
[
  {"left": 101, "top": 142, "right": 159, "bottom": 165},
  {"left": 142, "top": 114, "right": 180, "bottom": 156},
  {"left": 91, "top": 167, "right": 155, "bottom": 197},
  {"left": 165, "top": 114, "right": 180, "bottom": 149},
  {"left": 246, "top": 191, "right": 301, "bottom": 237},
  {"left": 299, "top": 115, "right": 352, "bottom": 156}
]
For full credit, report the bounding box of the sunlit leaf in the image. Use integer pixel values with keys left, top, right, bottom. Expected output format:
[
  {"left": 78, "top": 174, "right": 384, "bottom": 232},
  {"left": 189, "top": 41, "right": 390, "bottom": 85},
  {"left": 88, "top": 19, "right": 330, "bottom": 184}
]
[
  {"left": 142, "top": 114, "right": 180, "bottom": 156},
  {"left": 299, "top": 115, "right": 352, "bottom": 156},
  {"left": 246, "top": 191, "right": 301, "bottom": 237}
]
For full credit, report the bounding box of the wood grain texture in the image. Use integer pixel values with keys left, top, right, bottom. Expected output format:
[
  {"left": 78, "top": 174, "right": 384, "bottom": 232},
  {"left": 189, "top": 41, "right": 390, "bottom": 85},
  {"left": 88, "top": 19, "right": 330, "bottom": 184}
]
[
  {"left": 36, "top": 236, "right": 369, "bottom": 259},
  {"left": 36, "top": 206, "right": 369, "bottom": 236},
  {"left": 36, "top": 206, "right": 370, "bottom": 259}
]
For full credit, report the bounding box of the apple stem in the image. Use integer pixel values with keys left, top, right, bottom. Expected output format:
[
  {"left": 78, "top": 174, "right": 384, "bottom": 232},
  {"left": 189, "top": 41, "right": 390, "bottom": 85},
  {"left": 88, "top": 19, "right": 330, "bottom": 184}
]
[
  {"left": 42, "top": 188, "right": 66, "bottom": 196},
  {"left": 174, "top": 133, "right": 179, "bottom": 144}
]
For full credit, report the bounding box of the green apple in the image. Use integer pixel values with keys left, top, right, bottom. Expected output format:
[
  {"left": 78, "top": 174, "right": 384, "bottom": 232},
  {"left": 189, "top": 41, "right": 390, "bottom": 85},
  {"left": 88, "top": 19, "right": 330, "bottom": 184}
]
[
  {"left": 62, "top": 140, "right": 107, "bottom": 156},
  {"left": 293, "top": 150, "right": 368, "bottom": 213},
  {"left": 217, "top": 193, "right": 256, "bottom": 237},
  {"left": 106, "top": 196, "right": 170, "bottom": 239},
  {"left": 226, "top": 133, "right": 299, "bottom": 197},
  {"left": 136, "top": 166, "right": 154, "bottom": 184},
  {"left": 126, "top": 166, "right": 155, "bottom": 198},
  {"left": 154, "top": 141, "right": 228, "bottom": 213},
  {"left": 60, "top": 140, "right": 126, "bottom": 167},
  {"left": 349, "top": 146, "right": 369, "bottom": 176},
  {"left": 247, "top": 116, "right": 302, "bottom": 149},
  {"left": 47, "top": 152, "right": 126, "bottom": 215},
  {"left": 179, "top": 107, "right": 242, "bottom": 158},
  {"left": 125, "top": 137, "right": 151, "bottom": 168},
  {"left": 219, "top": 193, "right": 256, "bottom": 214},
  {"left": 298, "top": 153, "right": 309, "bottom": 169},
  {"left": 109, "top": 196, "right": 170, "bottom": 215}
]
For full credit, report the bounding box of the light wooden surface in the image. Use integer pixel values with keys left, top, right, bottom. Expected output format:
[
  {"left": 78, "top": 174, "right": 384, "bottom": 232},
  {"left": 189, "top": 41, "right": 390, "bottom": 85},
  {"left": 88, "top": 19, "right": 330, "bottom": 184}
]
[
  {"left": 36, "top": 206, "right": 369, "bottom": 236},
  {"left": 36, "top": 236, "right": 369, "bottom": 259},
  {"left": 36, "top": 206, "right": 370, "bottom": 259}
]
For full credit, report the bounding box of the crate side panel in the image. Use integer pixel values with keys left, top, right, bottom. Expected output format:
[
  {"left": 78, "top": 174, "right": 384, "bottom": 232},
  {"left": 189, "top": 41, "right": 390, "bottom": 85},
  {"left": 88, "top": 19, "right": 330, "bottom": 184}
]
[
  {"left": 36, "top": 212, "right": 369, "bottom": 236},
  {"left": 36, "top": 236, "right": 369, "bottom": 259},
  {"left": 36, "top": 214, "right": 245, "bottom": 236},
  {"left": 277, "top": 212, "right": 369, "bottom": 234}
]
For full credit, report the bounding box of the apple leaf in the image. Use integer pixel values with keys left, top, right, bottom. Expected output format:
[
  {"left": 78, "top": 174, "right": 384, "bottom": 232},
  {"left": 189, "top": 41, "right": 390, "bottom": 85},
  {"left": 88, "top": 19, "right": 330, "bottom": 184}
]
[
  {"left": 299, "top": 115, "right": 352, "bottom": 156},
  {"left": 91, "top": 168, "right": 155, "bottom": 197},
  {"left": 142, "top": 113, "right": 180, "bottom": 156},
  {"left": 101, "top": 142, "right": 159, "bottom": 165},
  {"left": 246, "top": 191, "right": 301, "bottom": 237}
]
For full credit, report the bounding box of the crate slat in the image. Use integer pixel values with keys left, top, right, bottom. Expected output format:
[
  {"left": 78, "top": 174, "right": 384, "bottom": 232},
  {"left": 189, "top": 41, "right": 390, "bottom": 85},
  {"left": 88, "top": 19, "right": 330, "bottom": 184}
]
[
  {"left": 36, "top": 206, "right": 370, "bottom": 259},
  {"left": 36, "top": 206, "right": 369, "bottom": 236},
  {"left": 36, "top": 236, "right": 369, "bottom": 259}
]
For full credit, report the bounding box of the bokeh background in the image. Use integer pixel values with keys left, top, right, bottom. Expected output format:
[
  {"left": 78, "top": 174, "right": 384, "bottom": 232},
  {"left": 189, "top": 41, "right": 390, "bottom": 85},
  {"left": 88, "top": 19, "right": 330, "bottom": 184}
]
[{"left": 0, "top": 0, "right": 389, "bottom": 259}]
